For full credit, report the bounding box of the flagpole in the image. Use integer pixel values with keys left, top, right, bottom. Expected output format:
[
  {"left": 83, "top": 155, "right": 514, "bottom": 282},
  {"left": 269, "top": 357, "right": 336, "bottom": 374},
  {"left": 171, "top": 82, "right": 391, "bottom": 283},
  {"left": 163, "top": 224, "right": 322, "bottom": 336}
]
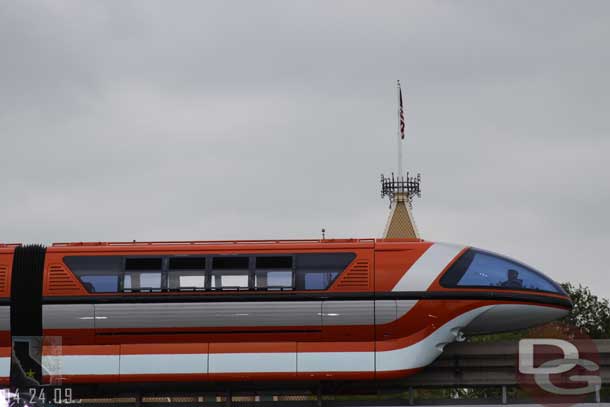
[{"left": 397, "top": 80, "right": 403, "bottom": 179}]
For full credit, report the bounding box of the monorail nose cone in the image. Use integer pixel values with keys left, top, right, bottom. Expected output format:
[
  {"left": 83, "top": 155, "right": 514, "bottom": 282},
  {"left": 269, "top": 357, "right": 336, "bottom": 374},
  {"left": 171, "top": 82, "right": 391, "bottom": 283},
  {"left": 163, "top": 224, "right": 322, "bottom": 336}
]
[
  {"left": 463, "top": 303, "right": 570, "bottom": 336},
  {"left": 563, "top": 293, "right": 574, "bottom": 310},
  {"left": 439, "top": 246, "right": 573, "bottom": 335}
]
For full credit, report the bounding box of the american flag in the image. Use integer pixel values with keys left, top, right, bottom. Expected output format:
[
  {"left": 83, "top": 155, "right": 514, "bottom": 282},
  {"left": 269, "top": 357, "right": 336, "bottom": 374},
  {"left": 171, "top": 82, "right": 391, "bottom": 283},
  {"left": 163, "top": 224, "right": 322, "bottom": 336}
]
[{"left": 398, "top": 81, "right": 405, "bottom": 140}]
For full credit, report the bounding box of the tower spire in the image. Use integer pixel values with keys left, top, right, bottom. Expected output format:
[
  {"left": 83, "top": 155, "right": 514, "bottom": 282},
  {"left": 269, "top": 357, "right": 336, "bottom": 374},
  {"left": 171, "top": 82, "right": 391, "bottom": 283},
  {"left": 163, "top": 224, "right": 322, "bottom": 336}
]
[
  {"left": 381, "top": 81, "right": 421, "bottom": 239},
  {"left": 380, "top": 173, "right": 421, "bottom": 238}
]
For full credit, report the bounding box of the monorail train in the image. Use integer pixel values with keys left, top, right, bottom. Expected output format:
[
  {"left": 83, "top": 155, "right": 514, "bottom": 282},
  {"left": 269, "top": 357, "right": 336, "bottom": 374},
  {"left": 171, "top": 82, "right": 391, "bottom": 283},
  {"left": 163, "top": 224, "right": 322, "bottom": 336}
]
[{"left": 0, "top": 238, "right": 570, "bottom": 388}]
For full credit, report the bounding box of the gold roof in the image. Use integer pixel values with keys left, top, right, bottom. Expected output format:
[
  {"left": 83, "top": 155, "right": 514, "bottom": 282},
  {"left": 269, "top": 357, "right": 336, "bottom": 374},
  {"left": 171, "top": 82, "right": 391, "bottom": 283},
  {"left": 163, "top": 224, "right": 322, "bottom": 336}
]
[{"left": 383, "top": 192, "right": 419, "bottom": 239}]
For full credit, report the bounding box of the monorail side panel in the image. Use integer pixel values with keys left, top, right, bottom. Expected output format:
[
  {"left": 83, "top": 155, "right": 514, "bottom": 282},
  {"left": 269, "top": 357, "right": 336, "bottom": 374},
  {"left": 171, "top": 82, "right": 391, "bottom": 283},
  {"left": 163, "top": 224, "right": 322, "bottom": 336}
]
[{"left": 0, "top": 247, "right": 14, "bottom": 386}]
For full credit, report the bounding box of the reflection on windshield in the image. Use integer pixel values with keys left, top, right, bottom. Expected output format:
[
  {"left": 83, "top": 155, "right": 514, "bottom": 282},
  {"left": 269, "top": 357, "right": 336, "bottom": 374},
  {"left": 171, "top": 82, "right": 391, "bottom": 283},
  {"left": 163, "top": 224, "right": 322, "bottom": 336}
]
[{"left": 440, "top": 249, "right": 564, "bottom": 294}]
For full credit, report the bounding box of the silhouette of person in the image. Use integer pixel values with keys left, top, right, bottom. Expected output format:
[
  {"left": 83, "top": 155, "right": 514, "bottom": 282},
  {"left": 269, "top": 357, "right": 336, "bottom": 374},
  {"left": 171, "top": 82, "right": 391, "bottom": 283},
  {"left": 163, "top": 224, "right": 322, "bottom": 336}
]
[{"left": 501, "top": 269, "right": 523, "bottom": 289}]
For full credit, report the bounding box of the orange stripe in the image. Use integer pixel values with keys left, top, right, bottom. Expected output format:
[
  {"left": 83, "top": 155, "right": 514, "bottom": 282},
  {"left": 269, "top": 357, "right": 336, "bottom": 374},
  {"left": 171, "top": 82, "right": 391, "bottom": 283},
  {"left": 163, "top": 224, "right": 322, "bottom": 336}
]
[
  {"left": 376, "top": 367, "right": 421, "bottom": 380},
  {"left": 120, "top": 373, "right": 207, "bottom": 383},
  {"left": 121, "top": 343, "right": 208, "bottom": 355},
  {"left": 208, "top": 372, "right": 296, "bottom": 381},
  {"left": 38, "top": 341, "right": 379, "bottom": 356},
  {"left": 296, "top": 371, "right": 374, "bottom": 380},
  {"left": 42, "top": 345, "right": 119, "bottom": 356},
  {"left": 44, "top": 371, "right": 406, "bottom": 383},
  {"left": 43, "top": 374, "right": 119, "bottom": 384}
]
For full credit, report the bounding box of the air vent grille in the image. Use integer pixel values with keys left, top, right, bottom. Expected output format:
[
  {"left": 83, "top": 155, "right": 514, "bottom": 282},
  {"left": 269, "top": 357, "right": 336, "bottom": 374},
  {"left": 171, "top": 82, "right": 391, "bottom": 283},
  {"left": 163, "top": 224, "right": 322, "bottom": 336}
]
[
  {"left": 0, "top": 265, "right": 8, "bottom": 296},
  {"left": 47, "top": 264, "right": 84, "bottom": 294},
  {"left": 335, "top": 260, "right": 370, "bottom": 290}
]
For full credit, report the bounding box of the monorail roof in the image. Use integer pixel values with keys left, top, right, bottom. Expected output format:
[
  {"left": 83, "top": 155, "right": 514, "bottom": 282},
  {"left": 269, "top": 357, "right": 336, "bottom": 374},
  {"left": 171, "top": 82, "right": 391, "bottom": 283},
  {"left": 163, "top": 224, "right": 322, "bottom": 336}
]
[{"left": 2, "top": 238, "right": 425, "bottom": 251}]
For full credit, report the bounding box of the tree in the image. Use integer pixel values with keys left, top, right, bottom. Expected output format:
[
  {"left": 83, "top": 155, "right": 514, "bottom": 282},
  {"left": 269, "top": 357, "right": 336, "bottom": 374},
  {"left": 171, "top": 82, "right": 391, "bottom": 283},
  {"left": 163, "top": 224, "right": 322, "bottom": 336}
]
[{"left": 560, "top": 282, "right": 610, "bottom": 339}]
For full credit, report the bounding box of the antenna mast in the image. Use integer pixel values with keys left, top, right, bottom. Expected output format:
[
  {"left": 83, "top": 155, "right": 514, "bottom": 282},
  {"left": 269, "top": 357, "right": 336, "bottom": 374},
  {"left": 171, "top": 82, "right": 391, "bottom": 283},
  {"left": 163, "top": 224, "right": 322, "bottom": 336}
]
[
  {"left": 380, "top": 81, "right": 422, "bottom": 239},
  {"left": 397, "top": 80, "right": 403, "bottom": 178}
]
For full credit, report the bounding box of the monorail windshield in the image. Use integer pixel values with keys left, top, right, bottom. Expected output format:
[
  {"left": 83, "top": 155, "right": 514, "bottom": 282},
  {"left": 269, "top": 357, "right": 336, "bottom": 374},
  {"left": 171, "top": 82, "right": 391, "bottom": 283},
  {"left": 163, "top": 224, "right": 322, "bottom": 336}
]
[{"left": 440, "top": 248, "right": 565, "bottom": 294}]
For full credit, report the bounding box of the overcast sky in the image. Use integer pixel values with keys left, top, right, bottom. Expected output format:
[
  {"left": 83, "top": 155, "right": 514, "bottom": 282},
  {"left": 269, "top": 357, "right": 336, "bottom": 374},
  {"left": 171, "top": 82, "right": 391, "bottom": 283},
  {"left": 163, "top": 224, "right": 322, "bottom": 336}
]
[{"left": 1, "top": 1, "right": 608, "bottom": 297}]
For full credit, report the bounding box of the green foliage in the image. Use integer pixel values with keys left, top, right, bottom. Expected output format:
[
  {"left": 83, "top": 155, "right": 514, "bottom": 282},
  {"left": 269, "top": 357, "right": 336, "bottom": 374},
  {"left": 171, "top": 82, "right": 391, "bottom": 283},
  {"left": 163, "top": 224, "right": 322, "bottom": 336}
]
[
  {"left": 561, "top": 282, "right": 610, "bottom": 339},
  {"left": 467, "top": 328, "right": 529, "bottom": 343}
]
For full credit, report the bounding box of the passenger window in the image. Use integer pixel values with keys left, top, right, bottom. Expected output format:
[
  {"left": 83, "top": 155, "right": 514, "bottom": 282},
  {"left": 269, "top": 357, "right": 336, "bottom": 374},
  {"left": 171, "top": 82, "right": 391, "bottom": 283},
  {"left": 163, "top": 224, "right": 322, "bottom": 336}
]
[
  {"left": 295, "top": 253, "right": 355, "bottom": 290},
  {"left": 124, "top": 258, "right": 162, "bottom": 292},
  {"left": 211, "top": 256, "right": 249, "bottom": 290},
  {"left": 168, "top": 257, "right": 206, "bottom": 291},
  {"left": 255, "top": 256, "right": 293, "bottom": 290},
  {"left": 64, "top": 256, "right": 123, "bottom": 293},
  {"left": 80, "top": 275, "right": 119, "bottom": 293}
]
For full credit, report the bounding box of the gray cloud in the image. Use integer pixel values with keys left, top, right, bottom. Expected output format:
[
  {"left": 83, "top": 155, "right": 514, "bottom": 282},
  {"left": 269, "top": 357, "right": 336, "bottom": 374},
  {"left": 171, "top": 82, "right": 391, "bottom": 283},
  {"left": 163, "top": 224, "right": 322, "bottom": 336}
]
[{"left": 1, "top": 0, "right": 609, "bottom": 297}]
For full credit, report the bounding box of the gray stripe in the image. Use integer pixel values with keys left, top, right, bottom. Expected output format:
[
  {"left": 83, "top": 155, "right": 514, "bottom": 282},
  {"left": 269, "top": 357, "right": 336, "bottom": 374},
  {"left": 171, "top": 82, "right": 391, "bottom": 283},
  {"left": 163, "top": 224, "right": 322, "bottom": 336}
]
[
  {"left": 375, "top": 300, "right": 397, "bottom": 325},
  {"left": 397, "top": 300, "right": 417, "bottom": 320},
  {"left": 43, "top": 304, "right": 95, "bottom": 330},
  {"left": 95, "top": 302, "right": 322, "bottom": 329},
  {"left": 40, "top": 300, "right": 409, "bottom": 331},
  {"left": 321, "top": 301, "right": 373, "bottom": 326}
]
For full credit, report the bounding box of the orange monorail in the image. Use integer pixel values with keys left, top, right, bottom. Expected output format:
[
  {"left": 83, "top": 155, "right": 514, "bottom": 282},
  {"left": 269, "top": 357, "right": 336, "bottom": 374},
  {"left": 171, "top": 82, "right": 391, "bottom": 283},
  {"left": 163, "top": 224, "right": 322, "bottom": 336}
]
[{"left": 0, "top": 238, "right": 571, "bottom": 388}]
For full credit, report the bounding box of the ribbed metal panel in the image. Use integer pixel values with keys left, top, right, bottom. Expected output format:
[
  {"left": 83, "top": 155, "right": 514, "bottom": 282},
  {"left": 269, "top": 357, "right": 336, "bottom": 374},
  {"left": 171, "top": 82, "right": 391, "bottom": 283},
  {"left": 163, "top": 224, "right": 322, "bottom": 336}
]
[
  {"left": 43, "top": 304, "right": 94, "bottom": 330},
  {"left": 335, "top": 260, "right": 370, "bottom": 290},
  {"left": 11, "top": 244, "right": 46, "bottom": 336},
  {"left": 47, "top": 263, "right": 83, "bottom": 294},
  {"left": 321, "top": 301, "right": 374, "bottom": 326},
  {"left": 0, "top": 264, "right": 8, "bottom": 296},
  {"left": 95, "top": 301, "right": 322, "bottom": 329}
]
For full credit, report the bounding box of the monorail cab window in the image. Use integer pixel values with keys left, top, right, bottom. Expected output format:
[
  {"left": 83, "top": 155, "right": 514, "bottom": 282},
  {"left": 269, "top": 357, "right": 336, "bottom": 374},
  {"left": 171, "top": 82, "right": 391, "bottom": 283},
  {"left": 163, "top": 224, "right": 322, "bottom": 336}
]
[
  {"left": 211, "top": 256, "right": 249, "bottom": 290},
  {"left": 440, "top": 249, "right": 566, "bottom": 294},
  {"left": 123, "top": 258, "right": 162, "bottom": 292},
  {"left": 168, "top": 257, "right": 206, "bottom": 291},
  {"left": 255, "top": 256, "right": 293, "bottom": 291}
]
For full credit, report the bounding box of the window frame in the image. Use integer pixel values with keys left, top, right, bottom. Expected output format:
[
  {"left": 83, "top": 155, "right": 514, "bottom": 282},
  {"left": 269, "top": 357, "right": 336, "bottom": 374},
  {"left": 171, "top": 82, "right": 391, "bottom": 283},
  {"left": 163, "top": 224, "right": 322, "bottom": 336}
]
[
  {"left": 65, "top": 251, "right": 355, "bottom": 294},
  {"left": 121, "top": 256, "right": 165, "bottom": 293},
  {"left": 210, "top": 255, "right": 251, "bottom": 291},
  {"left": 253, "top": 255, "right": 296, "bottom": 291},
  {"left": 63, "top": 255, "right": 123, "bottom": 294},
  {"left": 167, "top": 256, "right": 208, "bottom": 291}
]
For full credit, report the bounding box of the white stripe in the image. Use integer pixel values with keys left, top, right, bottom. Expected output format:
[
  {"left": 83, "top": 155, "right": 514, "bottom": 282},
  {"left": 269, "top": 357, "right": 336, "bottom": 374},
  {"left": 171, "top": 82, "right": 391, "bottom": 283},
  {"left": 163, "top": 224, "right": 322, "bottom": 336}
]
[
  {"left": 376, "top": 306, "right": 492, "bottom": 371},
  {"left": 43, "top": 354, "right": 119, "bottom": 376},
  {"left": 121, "top": 354, "right": 206, "bottom": 375},
  {"left": 209, "top": 352, "right": 295, "bottom": 373},
  {"left": 298, "top": 351, "right": 374, "bottom": 372},
  {"left": 392, "top": 243, "right": 465, "bottom": 292},
  {"left": 0, "top": 357, "right": 10, "bottom": 377}
]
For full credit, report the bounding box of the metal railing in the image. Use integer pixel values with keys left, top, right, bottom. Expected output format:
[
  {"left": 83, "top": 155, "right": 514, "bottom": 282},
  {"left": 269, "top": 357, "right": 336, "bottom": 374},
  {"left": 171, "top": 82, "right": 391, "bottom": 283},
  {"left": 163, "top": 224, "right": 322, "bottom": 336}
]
[{"left": 51, "top": 238, "right": 378, "bottom": 247}]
